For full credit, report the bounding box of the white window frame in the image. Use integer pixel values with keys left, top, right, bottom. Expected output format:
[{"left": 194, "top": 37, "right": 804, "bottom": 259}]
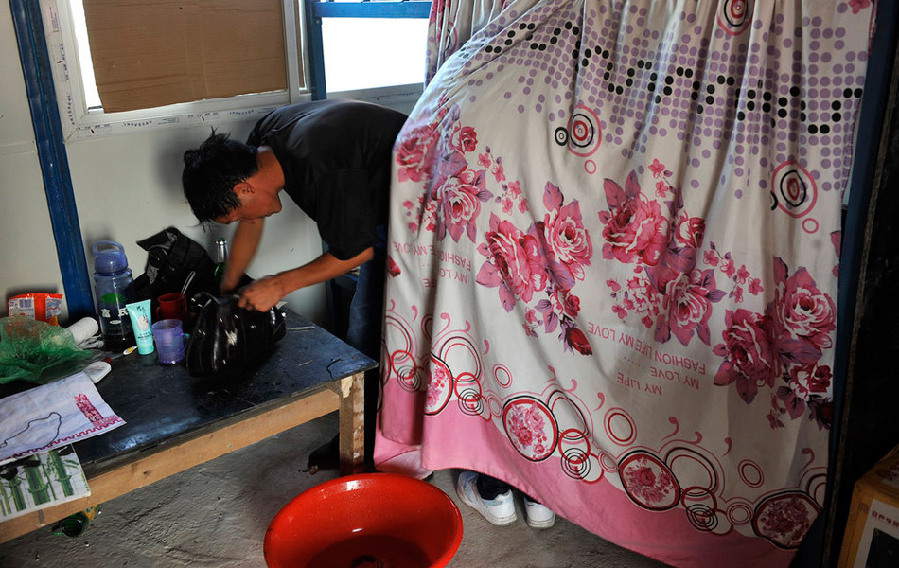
[
  {"left": 40, "top": 0, "right": 310, "bottom": 140},
  {"left": 329, "top": 82, "right": 424, "bottom": 110}
]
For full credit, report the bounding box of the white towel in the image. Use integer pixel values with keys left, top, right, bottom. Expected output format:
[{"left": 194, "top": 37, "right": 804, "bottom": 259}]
[{"left": 0, "top": 371, "right": 125, "bottom": 466}]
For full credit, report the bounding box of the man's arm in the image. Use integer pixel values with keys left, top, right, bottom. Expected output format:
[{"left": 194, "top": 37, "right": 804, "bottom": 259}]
[
  {"left": 237, "top": 247, "right": 375, "bottom": 311},
  {"left": 221, "top": 219, "right": 265, "bottom": 292}
]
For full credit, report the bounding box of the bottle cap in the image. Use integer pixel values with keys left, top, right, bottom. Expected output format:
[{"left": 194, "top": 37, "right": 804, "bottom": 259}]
[{"left": 92, "top": 240, "right": 129, "bottom": 274}]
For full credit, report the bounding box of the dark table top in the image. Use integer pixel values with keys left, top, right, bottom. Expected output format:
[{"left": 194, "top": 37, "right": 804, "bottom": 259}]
[{"left": 68, "top": 312, "right": 376, "bottom": 472}]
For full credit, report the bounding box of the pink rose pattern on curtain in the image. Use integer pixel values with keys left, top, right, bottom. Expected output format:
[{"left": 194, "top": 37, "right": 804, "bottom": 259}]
[{"left": 381, "top": 1, "right": 874, "bottom": 566}]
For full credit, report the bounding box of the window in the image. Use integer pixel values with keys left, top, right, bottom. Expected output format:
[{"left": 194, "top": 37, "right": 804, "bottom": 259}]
[
  {"left": 77, "top": 0, "right": 292, "bottom": 113},
  {"left": 307, "top": 0, "right": 431, "bottom": 113},
  {"left": 69, "top": 1, "right": 100, "bottom": 109},
  {"left": 42, "top": 0, "right": 305, "bottom": 138},
  {"left": 322, "top": 18, "right": 428, "bottom": 93},
  {"left": 42, "top": 0, "right": 430, "bottom": 139}
]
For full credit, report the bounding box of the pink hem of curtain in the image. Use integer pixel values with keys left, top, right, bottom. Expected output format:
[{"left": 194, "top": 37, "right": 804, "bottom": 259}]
[{"left": 376, "top": 406, "right": 793, "bottom": 568}]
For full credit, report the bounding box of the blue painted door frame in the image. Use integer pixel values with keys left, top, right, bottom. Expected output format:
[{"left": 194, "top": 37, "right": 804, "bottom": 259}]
[{"left": 10, "top": 0, "right": 94, "bottom": 319}]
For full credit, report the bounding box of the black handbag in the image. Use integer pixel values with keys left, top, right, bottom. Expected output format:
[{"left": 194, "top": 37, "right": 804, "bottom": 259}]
[
  {"left": 129, "top": 227, "right": 218, "bottom": 302},
  {"left": 184, "top": 293, "right": 287, "bottom": 377}
]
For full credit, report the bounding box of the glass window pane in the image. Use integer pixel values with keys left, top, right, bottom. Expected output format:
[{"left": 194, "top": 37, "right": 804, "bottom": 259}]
[
  {"left": 71, "top": 1, "right": 102, "bottom": 109},
  {"left": 322, "top": 18, "right": 428, "bottom": 93}
]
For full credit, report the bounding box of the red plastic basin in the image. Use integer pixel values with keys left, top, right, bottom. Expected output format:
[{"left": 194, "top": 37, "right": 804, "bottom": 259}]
[{"left": 264, "top": 473, "right": 463, "bottom": 568}]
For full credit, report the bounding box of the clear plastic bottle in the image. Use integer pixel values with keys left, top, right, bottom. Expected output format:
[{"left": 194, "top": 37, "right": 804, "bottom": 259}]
[{"left": 92, "top": 240, "right": 134, "bottom": 350}]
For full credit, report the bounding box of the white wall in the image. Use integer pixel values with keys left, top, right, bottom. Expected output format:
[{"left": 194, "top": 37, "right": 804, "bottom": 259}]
[{"left": 0, "top": 3, "right": 66, "bottom": 313}]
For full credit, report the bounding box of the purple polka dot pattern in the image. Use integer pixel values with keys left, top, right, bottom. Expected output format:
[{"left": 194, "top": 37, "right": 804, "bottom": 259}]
[{"left": 438, "top": 0, "right": 871, "bottom": 213}]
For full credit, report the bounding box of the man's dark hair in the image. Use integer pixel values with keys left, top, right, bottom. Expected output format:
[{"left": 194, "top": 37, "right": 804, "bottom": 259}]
[{"left": 182, "top": 131, "right": 258, "bottom": 221}]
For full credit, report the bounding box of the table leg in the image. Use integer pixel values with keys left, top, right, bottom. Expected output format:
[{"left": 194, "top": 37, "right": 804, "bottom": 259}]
[{"left": 338, "top": 372, "right": 365, "bottom": 475}]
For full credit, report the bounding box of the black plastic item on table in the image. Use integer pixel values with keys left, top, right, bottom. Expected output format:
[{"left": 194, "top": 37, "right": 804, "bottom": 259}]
[
  {"left": 127, "top": 227, "right": 218, "bottom": 303},
  {"left": 184, "top": 293, "right": 286, "bottom": 377}
]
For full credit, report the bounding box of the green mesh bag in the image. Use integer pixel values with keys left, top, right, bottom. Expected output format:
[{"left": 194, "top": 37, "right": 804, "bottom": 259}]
[{"left": 0, "top": 317, "right": 93, "bottom": 384}]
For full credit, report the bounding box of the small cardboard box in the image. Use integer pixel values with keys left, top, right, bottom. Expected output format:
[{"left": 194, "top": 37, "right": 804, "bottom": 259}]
[{"left": 839, "top": 447, "right": 899, "bottom": 567}]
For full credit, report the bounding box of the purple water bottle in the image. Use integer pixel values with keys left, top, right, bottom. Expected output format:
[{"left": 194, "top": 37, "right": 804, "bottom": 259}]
[{"left": 92, "top": 240, "right": 134, "bottom": 350}]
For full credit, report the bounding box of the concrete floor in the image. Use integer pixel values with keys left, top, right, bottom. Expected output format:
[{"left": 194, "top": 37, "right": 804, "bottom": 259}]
[{"left": 0, "top": 413, "right": 666, "bottom": 567}]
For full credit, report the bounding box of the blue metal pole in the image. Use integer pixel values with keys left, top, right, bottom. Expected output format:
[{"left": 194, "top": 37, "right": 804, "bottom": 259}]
[
  {"left": 305, "top": 0, "right": 327, "bottom": 100},
  {"left": 313, "top": 1, "right": 431, "bottom": 18},
  {"left": 9, "top": 0, "right": 94, "bottom": 320}
]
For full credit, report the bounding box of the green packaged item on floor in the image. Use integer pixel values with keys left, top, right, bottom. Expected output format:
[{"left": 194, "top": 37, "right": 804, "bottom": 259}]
[
  {"left": 0, "top": 317, "right": 93, "bottom": 384},
  {"left": 52, "top": 505, "right": 101, "bottom": 538}
]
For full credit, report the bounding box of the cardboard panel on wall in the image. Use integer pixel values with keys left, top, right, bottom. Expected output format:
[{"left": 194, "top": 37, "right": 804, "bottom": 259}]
[{"left": 83, "top": 0, "right": 288, "bottom": 113}]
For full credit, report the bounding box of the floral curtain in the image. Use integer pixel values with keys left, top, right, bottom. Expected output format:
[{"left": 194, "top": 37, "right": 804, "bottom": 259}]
[{"left": 383, "top": 1, "right": 876, "bottom": 566}]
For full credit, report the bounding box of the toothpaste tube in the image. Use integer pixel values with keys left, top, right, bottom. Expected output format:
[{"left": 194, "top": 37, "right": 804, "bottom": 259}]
[{"left": 125, "top": 299, "right": 154, "bottom": 355}]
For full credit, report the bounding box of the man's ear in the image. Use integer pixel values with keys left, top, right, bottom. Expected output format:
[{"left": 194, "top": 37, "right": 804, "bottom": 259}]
[{"left": 234, "top": 181, "right": 255, "bottom": 196}]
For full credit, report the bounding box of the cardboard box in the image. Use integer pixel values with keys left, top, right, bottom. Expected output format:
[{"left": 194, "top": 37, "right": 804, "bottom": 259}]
[
  {"left": 83, "top": 0, "right": 288, "bottom": 113},
  {"left": 839, "top": 447, "right": 899, "bottom": 567}
]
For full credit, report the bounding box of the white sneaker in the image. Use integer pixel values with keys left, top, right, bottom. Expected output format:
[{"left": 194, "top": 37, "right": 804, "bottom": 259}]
[
  {"left": 455, "top": 471, "right": 518, "bottom": 525},
  {"left": 524, "top": 498, "right": 556, "bottom": 528}
]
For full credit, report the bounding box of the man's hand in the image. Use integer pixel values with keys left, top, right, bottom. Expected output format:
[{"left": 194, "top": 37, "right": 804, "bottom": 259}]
[
  {"left": 220, "top": 275, "right": 240, "bottom": 295},
  {"left": 236, "top": 248, "right": 374, "bottom": 312},
  {"left": 238, "top": 275, "right": 285, "bottom": 311}
]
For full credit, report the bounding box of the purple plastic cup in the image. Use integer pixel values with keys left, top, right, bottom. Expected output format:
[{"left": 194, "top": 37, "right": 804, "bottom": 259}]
[{"left": 151, "top": 319, "right": 184, "bottom": 365}]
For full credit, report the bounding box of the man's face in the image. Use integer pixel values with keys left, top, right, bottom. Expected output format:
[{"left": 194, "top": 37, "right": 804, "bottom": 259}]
[{"left": 215, "top": 182, "right": 282, "bottom": 224}]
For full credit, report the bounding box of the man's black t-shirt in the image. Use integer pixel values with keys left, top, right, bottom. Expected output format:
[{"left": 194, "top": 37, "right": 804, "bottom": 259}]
[{"left": 246, "top": 100, "right": 407, "bottom": 260}]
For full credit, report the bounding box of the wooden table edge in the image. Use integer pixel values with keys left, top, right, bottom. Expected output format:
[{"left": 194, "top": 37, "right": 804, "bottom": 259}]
[{"left": 0, "top": 385, "right": 344, "bottom": 543}]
